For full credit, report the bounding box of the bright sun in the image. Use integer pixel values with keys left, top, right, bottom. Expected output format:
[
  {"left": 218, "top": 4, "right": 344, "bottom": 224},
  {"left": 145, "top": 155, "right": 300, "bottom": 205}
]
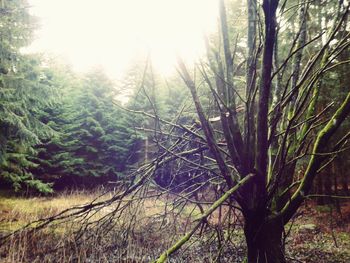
[{"left": 27, "top": 0, "right": 219, "bottom": 79}]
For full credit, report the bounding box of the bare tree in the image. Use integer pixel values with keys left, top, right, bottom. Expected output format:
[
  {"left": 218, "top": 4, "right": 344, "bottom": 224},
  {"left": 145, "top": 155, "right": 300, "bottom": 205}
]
[{"left": 158, "top": 0, "right": 350, "bottom": 262}]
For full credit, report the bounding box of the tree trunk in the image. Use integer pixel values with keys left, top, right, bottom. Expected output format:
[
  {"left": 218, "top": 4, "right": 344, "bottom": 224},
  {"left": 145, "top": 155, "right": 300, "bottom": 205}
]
[
  {"left": 341, "top": 166, "right": 349, "bottom": 196},
  {"left": 244, "top": 217, "right": 286, "bottom": 263},
  {"left": 316, "top": 173, "right": 325, "bottom": 205},
  {"left": 324, "top": 165, "right": 333, "bottom": 205}
]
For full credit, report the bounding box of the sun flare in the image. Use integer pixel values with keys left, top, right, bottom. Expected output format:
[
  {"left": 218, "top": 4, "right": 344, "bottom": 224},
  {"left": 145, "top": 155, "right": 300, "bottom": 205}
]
[{"left": 27, "top": 0, "right": 219, "bottom": 78}]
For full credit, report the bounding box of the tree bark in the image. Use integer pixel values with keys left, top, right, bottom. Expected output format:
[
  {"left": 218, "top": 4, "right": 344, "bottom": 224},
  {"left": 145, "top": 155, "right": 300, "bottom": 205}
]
[
  {"left": 244, "top": 216, "right": 286, "bottom": 263},
  {"left": 256, "top": 0, "right": 279, "bottom": 179},
  {"left": 316, "top": 173, "right": 325, "bottom": 205},
  {"left": 245, "top": 0, "right": 257, "bottom": 170}
]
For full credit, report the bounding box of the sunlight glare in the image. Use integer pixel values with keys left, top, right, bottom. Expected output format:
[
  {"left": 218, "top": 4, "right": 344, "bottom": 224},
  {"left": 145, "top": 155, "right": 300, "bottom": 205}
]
[{"left": 27, "top": 0, "right": 219, "bottom": 78}]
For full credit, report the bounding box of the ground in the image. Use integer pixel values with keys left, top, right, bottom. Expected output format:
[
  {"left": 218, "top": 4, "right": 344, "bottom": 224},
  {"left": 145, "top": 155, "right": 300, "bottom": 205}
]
[{"left": 0, "top": 190, "right": 349, "bottom": 262}]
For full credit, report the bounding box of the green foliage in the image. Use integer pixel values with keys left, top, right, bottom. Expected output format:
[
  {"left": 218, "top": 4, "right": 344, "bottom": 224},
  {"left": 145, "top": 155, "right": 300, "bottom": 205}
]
[
  {"left": 32, "top": 69, "right": 140, "bottom": 189},
  {"left": 0, "top": 0, "right": 57, "bottom": 193},
  {"left": 0, "top": 0, "right": 140, "bottom": 192}
]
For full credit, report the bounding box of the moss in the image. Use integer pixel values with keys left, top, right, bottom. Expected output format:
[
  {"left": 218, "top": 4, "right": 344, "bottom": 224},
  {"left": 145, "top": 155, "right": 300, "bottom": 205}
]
[{"left": 315, "top": 205, "right": 332, "bottom": 213}]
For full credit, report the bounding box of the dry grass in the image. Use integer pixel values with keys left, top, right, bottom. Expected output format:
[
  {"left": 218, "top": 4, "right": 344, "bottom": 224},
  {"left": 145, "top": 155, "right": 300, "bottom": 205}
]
[
  {"left": 0, "top": 190, "right": 193, "bottom": 262},
  {"left": 0, "top": 190, "right": 99, "bottom": 231},
  {"left": 0, "top": 191, "right": 349, "bottom": 262}
]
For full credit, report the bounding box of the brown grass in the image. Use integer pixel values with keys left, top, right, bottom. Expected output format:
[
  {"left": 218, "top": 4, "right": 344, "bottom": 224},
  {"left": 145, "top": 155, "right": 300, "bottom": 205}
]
[
  {"left": 0, "top": 191, "right": 349, "bottom": 262},
  {"left": 0, "top": 190, "right": 192, "bottom": 262},
  {"left": 0, "top": 190, "right": 96, "bottom": 231}
]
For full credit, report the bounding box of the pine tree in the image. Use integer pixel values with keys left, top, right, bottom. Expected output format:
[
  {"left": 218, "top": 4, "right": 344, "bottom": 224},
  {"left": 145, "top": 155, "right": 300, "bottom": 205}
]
[
  {"left": 0, "top": 0, "right": 57, "bottom": 192},
  {"left": 32, "top": 69, "right": 140, "bottom": 189}
]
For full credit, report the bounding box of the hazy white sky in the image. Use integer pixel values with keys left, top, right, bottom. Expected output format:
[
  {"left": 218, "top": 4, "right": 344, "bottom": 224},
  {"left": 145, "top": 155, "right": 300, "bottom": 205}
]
[{"left": 27, "top": 0, "right": 219, "bottom": 79}]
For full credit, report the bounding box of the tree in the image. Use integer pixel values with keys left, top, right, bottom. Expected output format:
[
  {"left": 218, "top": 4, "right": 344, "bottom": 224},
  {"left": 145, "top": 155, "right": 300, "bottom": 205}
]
[
  {"left": 169, "top": 0, "right": 350, "bottom": 262},
  {"left": 32, "top": 68, "right": 140, "bottom": 189},
  {"left": 0, "top": 0, "right": 58, "bottom": 192}
]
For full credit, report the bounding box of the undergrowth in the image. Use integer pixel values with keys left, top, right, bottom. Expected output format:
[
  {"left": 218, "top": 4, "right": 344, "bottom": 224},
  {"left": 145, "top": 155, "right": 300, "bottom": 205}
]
[{"left": 0, "top": 191, "right": 349, "bottom": 262}]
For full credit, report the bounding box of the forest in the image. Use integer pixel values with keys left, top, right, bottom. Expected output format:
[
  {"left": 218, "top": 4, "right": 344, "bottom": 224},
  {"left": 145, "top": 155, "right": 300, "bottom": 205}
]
[{"left": 0, "top": 0, "right": 349, "bottom": 262}]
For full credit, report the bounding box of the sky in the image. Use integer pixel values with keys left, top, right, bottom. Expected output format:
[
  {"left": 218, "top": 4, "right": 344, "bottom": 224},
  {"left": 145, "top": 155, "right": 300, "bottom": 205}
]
[{"left": 26, "top": 0, "right": 219, "bottom": 79}]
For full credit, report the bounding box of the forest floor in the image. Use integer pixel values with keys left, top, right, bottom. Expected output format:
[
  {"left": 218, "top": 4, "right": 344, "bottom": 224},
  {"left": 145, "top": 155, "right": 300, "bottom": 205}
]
[{"left": 0, "top": 190, "right": 349, "bottom": 262}]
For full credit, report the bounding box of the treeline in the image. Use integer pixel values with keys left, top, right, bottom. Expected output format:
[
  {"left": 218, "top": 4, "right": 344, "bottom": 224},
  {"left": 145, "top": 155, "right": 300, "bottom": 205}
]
[
  {"left": 0, "top": 0, "right": 191, "bottom": 193},
  {"left": 0, "top": 1, "right": 140, "bottom": 193},
  {"left": 0, "top": 54, "right": 141, "bottom": 192}
]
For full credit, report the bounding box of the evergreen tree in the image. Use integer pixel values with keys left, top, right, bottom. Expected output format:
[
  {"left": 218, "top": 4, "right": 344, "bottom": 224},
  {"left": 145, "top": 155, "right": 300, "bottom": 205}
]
[
  {"left": 0, "top": 0, "right": 56, "bottom": 192},
  {"left": 33, "top": 69, "right": 140, "bottom": 189}
]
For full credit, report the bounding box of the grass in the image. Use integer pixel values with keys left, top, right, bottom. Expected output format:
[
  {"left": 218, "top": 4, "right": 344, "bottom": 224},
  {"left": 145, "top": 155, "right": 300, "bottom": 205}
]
[
  {"left": 0, "top": 190, "right": 97, "bottom": 231},
  {"left": 0, "top": 190, "right": 184, "bottom": 262},
  {"left": 0, "top": 191, "right": 349, "bottom": 262}
]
